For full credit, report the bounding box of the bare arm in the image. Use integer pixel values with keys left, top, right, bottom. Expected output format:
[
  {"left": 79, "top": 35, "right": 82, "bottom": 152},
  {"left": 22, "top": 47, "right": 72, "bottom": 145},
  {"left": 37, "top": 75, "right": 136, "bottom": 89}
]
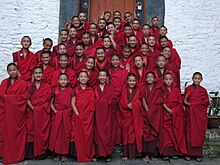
[
  {"left": 142, "top": 97, "right": 149, "bottom": 112},
  {"left": 163, "top": 103, "right": 172, "bottom": 115},
  {"left": 183, "top": 94, "right": 190, "bottom": 106},
  {"left": 71, "top": 96, "right": 79, "bottom": 115},
  {"left": 109, "top": 35, "right": 117, "bottom": 50},
  {"left": 50, "top": 97, "right": 57, "bottom": 113},
  {"left": 27, "top": 99, "right": 34, "bottom": 110}
]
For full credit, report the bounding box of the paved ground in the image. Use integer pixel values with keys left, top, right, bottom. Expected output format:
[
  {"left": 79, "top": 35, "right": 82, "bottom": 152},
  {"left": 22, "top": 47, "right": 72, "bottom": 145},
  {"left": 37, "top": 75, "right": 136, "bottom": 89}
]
[{"left": 0, "top": 153, "right": 219, "bottom": 165}]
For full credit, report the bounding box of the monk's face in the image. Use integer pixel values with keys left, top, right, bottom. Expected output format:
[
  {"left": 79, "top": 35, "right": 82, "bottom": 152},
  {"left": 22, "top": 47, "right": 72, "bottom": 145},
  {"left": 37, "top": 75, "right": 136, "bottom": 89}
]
[
  {"left": 41, "top": 53, "right": 51, "bottom": 65},
  {"left": 98, "top": 20, "right": 106, "bottom": 30},
  {"left": 145, "top": 73, "right": 156, "bottom": 85},
  {"left": 86, "top": 58, "right": 95, "bottom": 70},
  {"left": 102, "top": 38, "right": 112, "bottom": 49},
  {"left": 148, "top": 36, "right": 156, "bottom": 47},
  {"left": 156, "top": 56, "right": 166, "bottom": 68},
  {"left": 7, "top": 65, "right": 18, "bottom": 78},
  {"left": 128, "top": 36, "right": 137, "bottom": 48},
  {"left": 96, "top": 49, "right": 105, "bottom": 61},
  {"left": 69, "top": 28, "right": 78, "bottom": 38},
  {"left": 152, "top": 17, "right": 159, "bottom": 27},
  {"left": 132, "top": 20, "right": 139, "bottom": 30},
  {"left": 162, "top": 47, "right": 171, "bottom": 58},
  {"left": 72, "top": 17, "right": 80, "bottom": 27},
  {"left": 82, "top": 34, "right": 91, "bottom": 45},
  {"left": 160, "top": 27, "right": 167, "bottom": 36},
  {"left": 78, "top": 72, "right": 89, "bottom": 85},
  {"left": 21, "top": 37, "right": 31, "bottom": 49},
  {"left": 124, "top": 13, "right": 132, "bottom": 23},
  {"left": 111, "top": 56, "right": 120, "bottom": 68},
  {"left": 122, "top": 48, "right": 131, "bottom": 59},
  {"left": 127, "top": 76, "right": 136, "bottom": 89},
  {"left": 113, "top": 11, "right": 121, "bottom": 18},
  {"left": 79, "top": 13, "right": 86, "bottom": 23},
  {"left": 58, "top": 74, "right": 69, "bottom": 87},
  {"left": 113, "top": 18, "right": 121, "bottom": 29},
  {"left": 124, "top": 26, "right": 132, "bottom": 37},
  {"left": 192, "top": 74, "right": 202, "bottom": 86},
  {"left": 98, "top": 71, "right": 108, "bottom": 84},
  {"left": 160, "top": 38, "right": 168, "bottom": 48},
  {"left": 164, "top": 74, "right": 173, "bottom": 87},
  {"left": 141, "top": 44, "right": 149, "bottom": 55},
  {"left": 134, "top": 56, "right": 144, "bottom": 69},
  {"left": 58, "top": 45, "right": 67, "bottom": 54},
  {"left": 58, "top": 56, "right": 68, "bottom": 68},
  {"left": 33, "top": 68, "right": 43, "bottom": 81},
  {"left": 142, "top": 25, "right": 150, "bottom": 36},
  {"left": 75, "top": 45, "right": 84, "bottom": 57},
  {"left": 60, "top": 31, "right": 68, "bottom": 42},
  {"left": 89, "top": 24, "right": 97, "bottom": 35},
  {"left": 107, "top": 24, "right": 116, "bottom": 35},
  {"left": 104, "top": 12, "right": 111, "bottom": 22},
  {"left": 43, "top": 40, "right": 53, "bottom": 51}
]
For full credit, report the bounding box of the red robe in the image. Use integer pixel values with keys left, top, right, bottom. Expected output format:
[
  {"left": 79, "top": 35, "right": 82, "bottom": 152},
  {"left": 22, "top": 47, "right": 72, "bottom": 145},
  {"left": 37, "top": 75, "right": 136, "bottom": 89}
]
[
  {"left": 150, "top": 26, "right": 160, "bottom": 41},
  {"left": 42, "top": 65, "right": 55, "bottom": 85},
  {"left": 142, "top": 83, "right": 163, "bottom": 156},
  {"left": 184, "top": 85, "right": 209, "bottom": 156},
  {"left": 87, "top": 69, "right": 99, "bottom": 88},
  {"left": 119, "top": 87, "right": 143, "bottom": 155},
  {"left": 3, "top": 78, "right": 29, "bottom": 164},
  {"left": 27, "top": 82, "right": 51, "bottom": 157},
  {"left": 94, "top": 85, "right": 117, "bottom": 157},
  {"left": 160, "top": 86, "right": 187, "bottom": 156},
  {"left": 70, "top": 55, "right": 86, "bottom": 75},
  {"left": 51, "top": 68, "right": 77, "bottom": 88},
  {"left": 73, "top": 87, "right": 95, "bottom": 162},
  {"left": 95, "top": 59, "right": 111, "bottom": 72},
  {"left": 130, "top": 67, "right": 148, "bottom": 89},
  {"left": 35, "top": 49, "right": 56, "bottom": 63},
  {"left": 12, "top": 49, "right": 37, "bottom": 81},
  {"left": 49, "top": 87, "right": 72, "bottom": 154}
]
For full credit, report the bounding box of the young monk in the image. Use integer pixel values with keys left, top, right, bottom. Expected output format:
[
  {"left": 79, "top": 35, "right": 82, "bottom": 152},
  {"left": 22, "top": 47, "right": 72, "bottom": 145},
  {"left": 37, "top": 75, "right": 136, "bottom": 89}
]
[
  {"left": 147, "top": 35, "right": 161, "bottom": 63},
  {"left": 123, "top": 12, "right": 133, "bottom": 26},
  {"left": 94, "top": 70, "right": 116, "bottom": 162},
  {"left": 12, "top": 36, "right": 37, "bottom": 81},
  {"left": 132, "top": 19, "right": 142, "bottom": 39},
  {"left": 89, "top": 23, "right": 99, "bottom": 45},
  {"left": 120, "top": 44, "right": 134, "bottom": 71},
  {"left": 2, "top": 63, "right": 29, "bottom": 164},
  {"left": 140, "top": 43, "right": 154, "bottom": 70},
  {"left": 51, "top": 53, "right": 76, "bottom": 88},
  {"left": 95, "top": 47, "right": 110, "bottom": 72},
  {"left": 53, "top": 29, "right": 68, "bottom": 55},
  {"left": 150, "top": 16, "right": 160, "bottom": 41},
  {"left": 49, "top": 73, "right": 72, "bottom": 162},
  {"left": 160, "top": 72, "right": 187, "bottom": 160},
  {"left": 138, "top": 24, "right": 150, "bottom": 44},
  {"left": 128, "top": 35, "right": 140, "bottom": 53},
  {"left": 71, "top": 71, "right": 95, "bottom": 162},
  {"left": 184, "top": 72, "right": 209, "bottom": 162},
  {"left": 142, "top": 71, "right": 163, "bottom": 161},
  {"left": 119, "top": 73, "right": 143, "bottom": 160},
  {"left": 26, "top": 66, "right": 51, "bottom": 159},
  {"left": 159, "top": 26, "right": 173, "bottom": 48},
  {"left": 113, "top": 17, "right": 123, "bottom": 33},
  {"left": 118, "top": 24, "right": 133, "bottom": 47},
  {"left": 97, "top": 18, "right": 107, "bottom": 38},
  {"left": 84, "top": 57, "right": 99, "bottom": 88},
  {"left": 52, "top": 43, "right": 68, "bottom": 69},
  {"left": 67, "top": 26, "right": 78, "bottom": 56},
  {"left": 39, "top": 51, "right": 55, "bottom": 84}
]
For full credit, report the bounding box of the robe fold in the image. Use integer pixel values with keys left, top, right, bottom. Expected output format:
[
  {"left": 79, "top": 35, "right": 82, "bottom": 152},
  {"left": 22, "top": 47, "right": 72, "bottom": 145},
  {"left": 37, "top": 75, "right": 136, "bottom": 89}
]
[
  {"left": 74, "top": 87, "right": 95, "bottom": 162},
  {"left": 184, "top": 85, "right": 209, "bottom": 156},
  {"left": 119, "top": 87, "right": 143, "bottom": 155},
  {"left": 3, "top": 78, "right": 29, "bottom": 164},
  {"left": 42, "top": 65, "right": 55, "bottom": 85},
  {"left": 49, "top": 87, "right": 72, "bottom": 154}
]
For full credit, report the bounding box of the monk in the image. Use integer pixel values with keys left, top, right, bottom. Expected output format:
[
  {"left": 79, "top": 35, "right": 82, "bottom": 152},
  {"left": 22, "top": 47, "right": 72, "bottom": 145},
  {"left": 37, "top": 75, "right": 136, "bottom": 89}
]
[
  {"left": 52, "top": 43, "right": 68, "bottom": 69},
  {"left": 120, "top": 44, "right": 134, "bottom": 72},
  {"left": 94, "top": 70, "right": 117, "bottom": 162},
  {"left": 184, "top": 72, "right": 209, "bottom": 162},
  {"left": 161, "top": 73, "right": 187, "bottom": 160},
  {"left": 113, "top": 17, "right": 123, "bottom": 33},
  {"left": 71, "top": 71, "right": 95, "bottom": 162},
  {"left": 138, "top": 24, "right": 150, "bottom": 44},
  {"left": 142, "top": 71, "right": 163, "bottom": 161},
  {"left": 12, "top": 36, "right": 37, "bottom": 81},
  {"left": 97, "top": 18, "right": 107, "bottom": 38},
  {"left": 51, "top": 53, "right": 76, "bottom": 88},
  {"left": 140, "top": 43, "right": 154, "bottom": 70},
  {"left": 49, "top": 73, "right": 72, "bottom": 162},
  {"left": 159, "top": 26, "right": 173, "bottom": 49},
  {"left": 2, "top": 63, "right": 29, "bottom": 164},
  {"left": 53, "top": 29, "right": 68, "bottom": 55},
  {"left": 132, "top": 19, "right": 143, "bottom": 40},
  {"left": 67, "top": 26, "right": 78, "bottom": 56},
  {"left": 147, "top": 35, "right": 161, "bottom": 63},
  {"left": 89, "top": 23, "right": 99, "bottom": 45},
  {"left": 26, "top": 66, "right": 51, "bottom": 159},
  {"left": 119, "top": 73, "right": 143, "bottom": 160},
  {"left": 150, "top": 16, "right": 160, "bottom": 42},
  {"left": 95, "top": 47, "right": 110, "bottom": 72},
  {"left": 117, "top": 24, "right": 133, "bottom": 47}
]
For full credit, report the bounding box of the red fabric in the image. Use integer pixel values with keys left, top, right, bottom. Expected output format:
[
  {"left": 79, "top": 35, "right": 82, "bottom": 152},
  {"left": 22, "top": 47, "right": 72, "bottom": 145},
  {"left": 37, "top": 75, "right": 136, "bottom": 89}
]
[
  {"left": 185, "top": 85, "right": 209, "bottom": 149},
  {"left": 3, "top": 78, "right": 29, "bottom": 164},
  {"left": 130, "top": 67, "right": 148, "bottom": 89},
  {"left": 87, "top": 69, "right": 99, "bottom": 88},
  {"left": 12, "top": 50, "right": 37, "bottom": 81},
  {"left": 51, "top": 56, "right": 59, "bottom": 70},
  {"left": 160, "top": 86, "right": 187, "bottom": 155},
  {"left": 94, "top": 85, "right": 116, "bottom": 156},
  {"left": 150, "top": 26, "right": 160, "bottom": 41},
  {"left": 51, "top": 68, "right": 76, "bottom": 88},
  {"left": 119, "top": 87, "right": 143, "bottom": 153},
  {"left": 29, "top": 83, "right": 51, "bottom": 156},
  {"left": 35, "top": 49, "right": 56, "bottom": 63},
  {"left": 42, "top": 65, "right": 55, "bottom": 84},
  {"left": 74, "top": 88, "right": 95, "bottom": 162},
  {"left": 95, "top": 59, "right": 111, "bottom": 72},
  {"left": 109, "top": 68, "right": 128, "bottom": 91},
  {"left": 148, "top": 48, "right": 160, "bottom": 65},
  {"left": 49, "top": 87, "right": 72, "bottom": 154},
  {"left": 84, "top": 39, "right": 102, "bottom": 58},
  {"left": 142, "top": 83, "right": 163, "bottom": 144},
  {"left": 70, "top": 56, "right": 86, "bottom": 75}
]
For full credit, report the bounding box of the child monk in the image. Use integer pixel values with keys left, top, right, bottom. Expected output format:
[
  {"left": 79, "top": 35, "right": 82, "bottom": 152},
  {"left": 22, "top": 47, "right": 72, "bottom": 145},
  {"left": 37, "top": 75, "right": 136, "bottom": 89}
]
[
  {"left": 12, "top": 36, "right": 37, "bottom": 81},
  {"left": 147, "top": 35, "right": 161, "bottom": 63},
  {"left": 142, "top": 71, "right": 163, "bottom": 161},
  {"left": 97, "top": 18, "right": 107, "bottom": 38},
  {"left": 71, "top": 71, "right": 95, "bottom": 162},
  {"left": 26, "top": 66, "right": 51, "bottom": 159},
  {"left": 49, "top": 73, "right": 72, "bottom": 162},
  {"left": 53, "top": 29, "right": 68, "bottom": 55},
  {"left": 161, "top": 72, "right": 187, "bottom": 160},
  {"left": 150, "top": 16, "right": 160, "bottom": 41},
  {"left": 159, "top": 26, "right": 173, "bottom": 48},
  {"left": 184, "top": 72, "right": 209, "bottom": 162},
  {"left": 94, "top": 70, "right": 117, "bottom": 162},
  {"left": 52, "top": 43, "right": 68, "bottom": 69},
  {"left": 51, "top": 53, "right": 76, "bottom": 88},
  {"left": 119, "top": 73, "right": 143, "bottom": 160},
  {"left": 89, "top": 23, "right": 99, "bottom": 45},
  {"left": 140, "top": 43, "right": 154, "bottom": 70},
  {"left": 40, "top": 51, "right": 55, "bottom": 84},
  {"left": 138, "top": 24, "right": 150, "bottom": 44},
  {"left": 95, "top": 47, "right": 110, "bottom": 72},
  {"left": 120, "top": 44, "right": 134, "bottom": 71},
  {"left": 2, "top": 63, "right": 29, "bottom": 164}
]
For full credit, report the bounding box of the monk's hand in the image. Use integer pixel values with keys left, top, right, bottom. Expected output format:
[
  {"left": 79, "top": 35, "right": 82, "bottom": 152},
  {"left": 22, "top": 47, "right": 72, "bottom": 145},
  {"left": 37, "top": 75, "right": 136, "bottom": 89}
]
[
  {"left": 120, "top": 65, "right": 125, "bottom": 69},
  {"left": 168, "top": 109, "right": 172, "bottom": 115},
  {"left": 53, "top": 110, "right": 57, "bottom": 114},
  {"left": 75, "top": 112, "right": 79, "bottom": 116},
  {"left": 127, "top": 103, "right": 132, "bottom": 110}
]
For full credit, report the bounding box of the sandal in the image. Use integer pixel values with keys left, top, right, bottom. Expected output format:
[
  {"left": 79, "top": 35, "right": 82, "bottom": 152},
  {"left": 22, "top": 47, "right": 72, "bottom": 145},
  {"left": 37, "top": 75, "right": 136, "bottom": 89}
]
[
  {"left": 143, "top": 155, "right": 149, "bottom": 162},
  {"left": 121, "top": 157, "right": 128, "bottom": 160},
  {"left": 195, "top": 157, "right": 202, "bottom": 162},
  {"left": 61, "top": 156, "right": 67, "bottom": 162},
  {"left": 54, "top": 155, "right": 60, "bottom": 161},
  {"left": 184, "top": 156, "right": 191, "bottom": 161}
]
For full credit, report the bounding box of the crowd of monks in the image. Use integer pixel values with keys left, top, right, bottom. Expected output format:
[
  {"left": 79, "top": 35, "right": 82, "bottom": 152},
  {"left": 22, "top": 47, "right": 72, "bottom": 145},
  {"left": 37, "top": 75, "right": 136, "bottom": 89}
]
[{"left": 0, "top": 11, "right": 209, "bottom": 164}]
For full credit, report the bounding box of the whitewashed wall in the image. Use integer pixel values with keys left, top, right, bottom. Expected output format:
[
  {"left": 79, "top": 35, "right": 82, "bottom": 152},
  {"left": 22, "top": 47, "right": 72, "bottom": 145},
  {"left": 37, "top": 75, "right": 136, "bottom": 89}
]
[
  {"left": 165, "top": 0, "right": 220, "bottom": 92},
  {"left": 0, "top": 0, "right": 60, "bottom": 80}
]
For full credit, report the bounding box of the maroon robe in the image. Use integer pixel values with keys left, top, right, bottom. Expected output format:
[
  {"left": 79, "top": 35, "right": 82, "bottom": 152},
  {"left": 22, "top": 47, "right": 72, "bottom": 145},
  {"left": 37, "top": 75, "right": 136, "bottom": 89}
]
[
  {"left": 12, "top": 49, "right": 37, "bottom": 81},
  {"left": 49, "top": 87, "right": 72, "bottom": 154},
  {"left": 94, "top": 85, "right": 117, "bottom": 157},
  {"left": 95, "top": 59, "right": 111, "bottom": 72},
  {"left": 42, "top": 65, "right": 55, "bottom": 85},
  {"left": 160, "top": 86, "right": 187, "bottom": 156},
  {"left": 87, "top": 69, "right": 99, "bottom": 88},
  {"left": 130, "top": 67, "right": 148, "bottom": 89},
  {"left": 184, "top": 85, "right": 209, "bottom": 156},
  {"left": 150, "top": 26, "right": 160, "bottom": 42},
  {"left": 142, "top": 83, "right": 163, "bottom": 156},
  {"left": 73, "top": 87, "right": 95, "bottom": 162},
  {"left": 27, "top": 82, "right": 51, "bottom": 157},
  {"left": 70, "top": 55, "right": 86, "bottom": 75},
  {"left": 35, "top": 49, "right": 56, "bottom": 63},
  {"left": 119, "top": 86, "right": 143, "bottom": 158},
  {"left": 3, "top": 78, "right": 29, "bottom": 164}
]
